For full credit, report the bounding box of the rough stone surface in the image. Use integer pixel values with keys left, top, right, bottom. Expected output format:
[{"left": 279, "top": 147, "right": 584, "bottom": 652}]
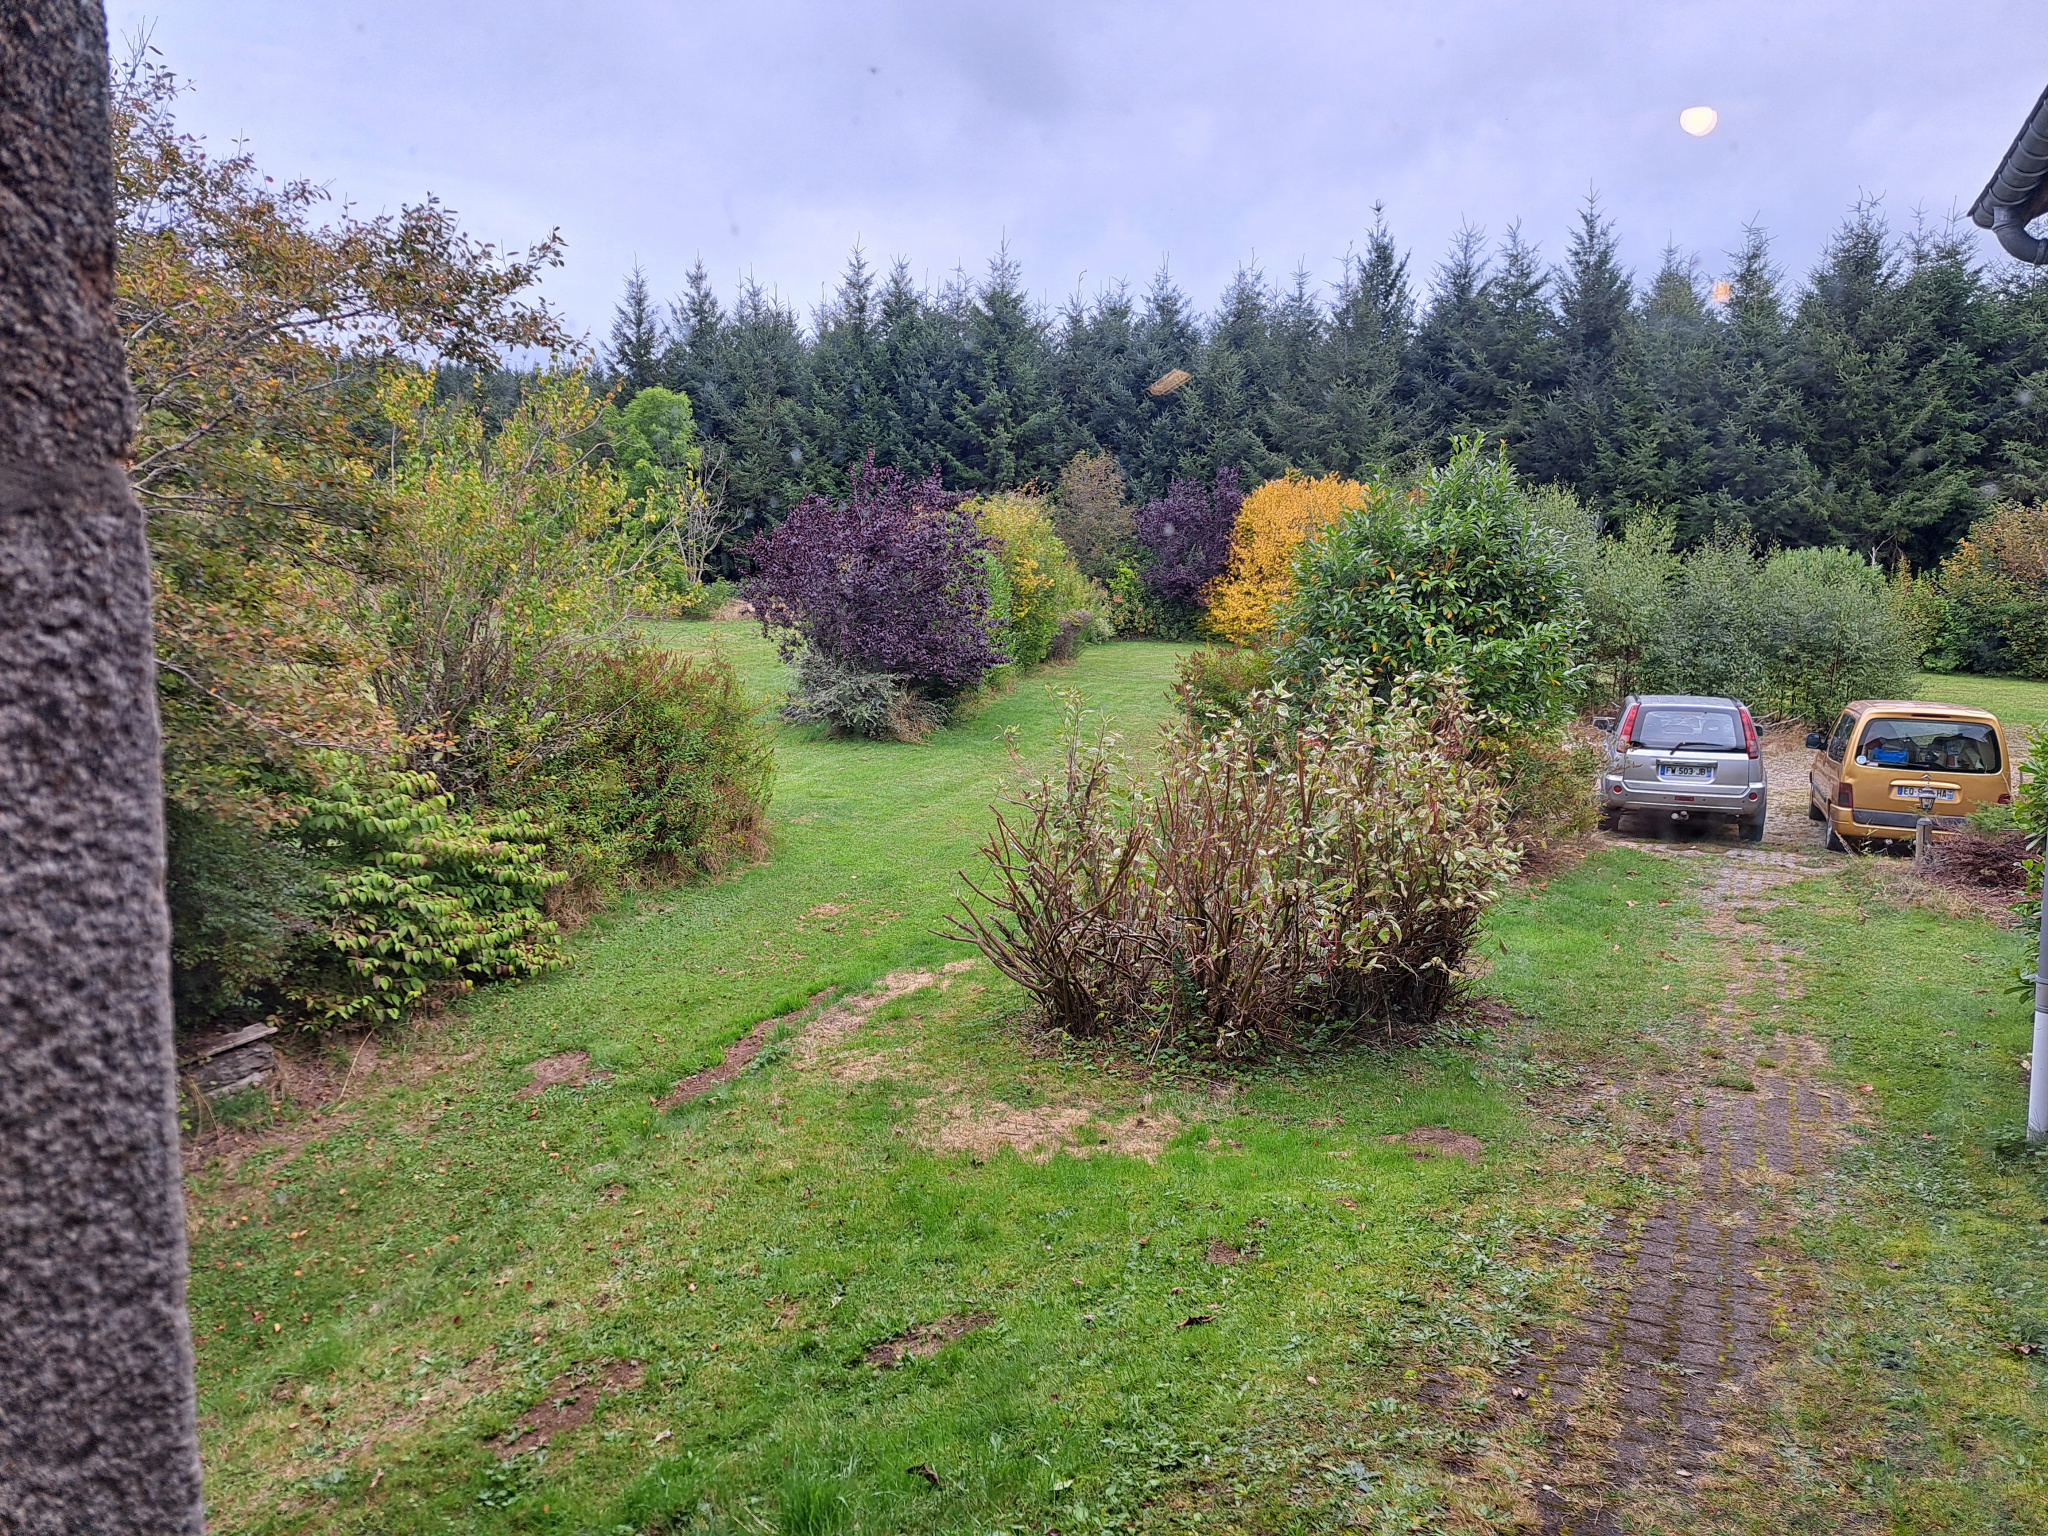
[{"left": 0, "top": 4, "right": 205, "bottom": 1530}]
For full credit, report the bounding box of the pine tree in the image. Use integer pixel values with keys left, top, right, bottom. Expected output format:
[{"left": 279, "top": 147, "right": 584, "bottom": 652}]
[
  {"left": 1318, "top": 214, "right": 1413, "bottom": 474},
  {"left": 720, "top": 278, "right": 809, "bottom": 529},
  {"left": 802, "top": 247, "right": 891, "bottom": 490},
  {"left": 664, "top": 260, "right": 734, "bottom": 442},
  {"left": 1123, "top": 264, "right": 1206, "bottom": 495},
  {"left": 1614, "top": 248, "right": 1717, "bottom": 521},
  {"left": 1704, "top": 226, "right": 1820, "bottom": 546},
  {"left": 607, "top": 266, "right": 665, "bottom": 394},
  {"left": 1187, "top": 266, "right": 1278, "bottom": 485},
  {"left": 1406, "top": 225, "right": 1492, "bottom": 455},
  {"left": 1048, "top": 283, "right": 1144, "bottom": 482},
  {"left": 1522, "top": 198, "right": 1639, "bottom": 504},
  {"left": 880, "top": 259, "right": 969, "bottom": 483},
  {"left": 1467, "top": 223, "right": 1556, "bottom": 462},
  {"left": 1791, "top": 204, "right": 1911, "bottom": 555},
  {"left": 1260, "top": 266, "right": 1330, "bottom": 473},
  {"left": 948, "top": 248, "right": 1055, "bottom": 490}
]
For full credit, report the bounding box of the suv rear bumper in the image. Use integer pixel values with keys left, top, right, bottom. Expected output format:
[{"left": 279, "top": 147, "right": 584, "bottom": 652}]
[{"left": 1603, "top": 782, "right": 1765, "bottom": 818}]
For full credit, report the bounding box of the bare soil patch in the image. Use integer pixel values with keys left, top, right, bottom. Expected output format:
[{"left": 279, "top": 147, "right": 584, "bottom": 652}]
[
  {"left": 922, "top": 1102, "right": 1180, "bottom": 1164},
  {"left": 1204, "top": 1239, "right": 1246, "bottom": 1265},
  {"left": 1395, "top": 1126, "right": 1486, "bottom": 1161},
  {"left": 659, "top": 962, "right": 969, "bottom": 1109},
  {"left": 1919, "top": 828, "right": 2029, "bottom": 913},
  {"left": 515, "top": 1050, "right": 605, "bottom": 1100},
  {"left": 497, "top": 1359, "right": 646, "bottom": 1456},
  {"left": 863, "top": 1313, "right": 993, "bottom": 1368},
  {"left": 792, "top": 968, "right": 940, "bottom": 1062},
  {"left": 656, "top": 991, "right": 834, "bottom": 1109}
]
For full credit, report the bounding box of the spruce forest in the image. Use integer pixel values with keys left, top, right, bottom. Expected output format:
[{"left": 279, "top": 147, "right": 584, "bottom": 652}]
[{"left": 578, "top": 204, "right": 2048, "bottom": 571}]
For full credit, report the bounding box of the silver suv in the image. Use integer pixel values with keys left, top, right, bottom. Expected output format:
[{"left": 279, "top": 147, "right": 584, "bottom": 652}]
[{"left": 1592, "top": 694, "right": 1768, "bottom": 841}]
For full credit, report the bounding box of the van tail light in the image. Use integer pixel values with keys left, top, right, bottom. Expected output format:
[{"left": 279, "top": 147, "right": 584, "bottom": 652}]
[
  {"left": 1616, "top": 702, "right": 1639, "bottom": 746},
  {"left": 1837, "top": 783, "right": 1854, "bottom": 809},
  {"left": 1738, "top": 705, "right": 1759, "bottom": 759}
]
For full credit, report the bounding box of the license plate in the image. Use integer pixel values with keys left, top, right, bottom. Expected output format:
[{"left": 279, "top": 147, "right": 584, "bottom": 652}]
[
  {"left": 1658, "top": 764, "right": 1713, "bottom": 781},
  {"left": 1892, "top": 785, "right": 1958, "bottom": 802}
]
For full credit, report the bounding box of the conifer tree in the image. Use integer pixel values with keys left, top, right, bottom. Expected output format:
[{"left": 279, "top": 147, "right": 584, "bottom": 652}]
[
  {"left": 664, "top": 260, "right": 734, "bottom": 442},
  {"left": 1191, "top": 266, "right": 1282, "bottom": 484},
  {"left": 1261, "top": 266, "right": 1331, "bottom": 472},
  {"left": 803, "top": 247, "right": 892, "bottom": 489},
  {"left": 720, "top": 279, "right": 809, "bottom": 528},
  {"left": 1050, "top": 282, "right": 1149, "bottom": 484},
  {"left": 1466, "top": 223, "right": 1556, "bottom": 461},
  {"left": 1705, "top": 226, "right": 1820, "bottom": 546},
  {"left": 1407, "top": 225, "right": 1493, "bottom": 453},
  {"left": 1318, "top": 215, "right": 1413, "bottom": 474},
  {"left": 1523, "top": 198, "right": 1639, "bottom": 503},
  {"left": 1615, "top": 248, "right": 1717, "bottom": 521},
  {"left": 607, "top": 266, "right": 666, "bottom": 394},
  {"left": 873, "top": 260, "right": 964, "bottom": 482},
  {"left": 948, "top": 248, "right": 1055, "bottom": 490},
  {"left": 1791, "top": 205, "right": 1915, "bottom": 554},
  {"left": 1123, "top": 265, "right": 1206, "bottom": 495}
]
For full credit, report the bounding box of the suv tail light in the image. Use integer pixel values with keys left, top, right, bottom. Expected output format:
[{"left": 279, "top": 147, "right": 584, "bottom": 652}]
[
  {"left": 1616, "top": 702, "right": 1639, "bottom": 746},
  {"left": 1738, "top": 705, "right": 1759, "bottom": 759},
  {"left": 1837, "top": 783, "right": 1854, "bottom": 809}
]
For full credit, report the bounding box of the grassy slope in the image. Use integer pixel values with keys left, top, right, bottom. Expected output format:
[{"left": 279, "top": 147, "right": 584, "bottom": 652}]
[
  {"left": 182, "top": 640, "right": 2048, "bottom": 1534},
  {"left": 186, "top": 633, "right": 1616, "bottom": 1535}
]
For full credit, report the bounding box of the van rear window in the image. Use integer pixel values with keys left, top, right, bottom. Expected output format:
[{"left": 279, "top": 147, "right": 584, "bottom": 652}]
[
  {"left": 1855, "top": 717, "right": 2001, "bottom": 774},
  {"left": 1632, "top": 708, "right": 1743, "bottom": 750}
]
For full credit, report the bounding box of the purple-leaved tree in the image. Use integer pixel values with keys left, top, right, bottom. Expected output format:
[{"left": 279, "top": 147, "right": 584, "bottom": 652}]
[
  {"left": 743, "top": 457, "right": 1007, "bottom": 693},
  {"left": 1135, "top": 468, "right": 1243, "bottom": 607}
]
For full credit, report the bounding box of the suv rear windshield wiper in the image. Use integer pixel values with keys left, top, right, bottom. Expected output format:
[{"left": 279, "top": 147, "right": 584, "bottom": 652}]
[{"left": 1646, "top": 740, "right": 1733, "bottom": 752}]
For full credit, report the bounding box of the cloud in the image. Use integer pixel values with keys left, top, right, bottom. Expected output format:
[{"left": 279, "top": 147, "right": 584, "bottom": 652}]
[{"left": 115, "top": 0, "right": 2046, "bottom": 341}]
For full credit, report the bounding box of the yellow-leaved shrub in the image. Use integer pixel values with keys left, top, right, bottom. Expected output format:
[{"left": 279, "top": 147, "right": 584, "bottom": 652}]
[{"left": 1202, "top": 472, "right": 1375, "bottom": 644}]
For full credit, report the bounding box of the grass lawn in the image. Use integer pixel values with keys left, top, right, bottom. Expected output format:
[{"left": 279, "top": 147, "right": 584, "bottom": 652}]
[
  {"left": 181, "top": 638, "right": 2048, "bottom": 1534},
  {"left": 1911, "top": 670, "right": 2048, "bottom": 751},
  {"left": 1739, "top": 866, "right": 2048, "bottom": 1533}
]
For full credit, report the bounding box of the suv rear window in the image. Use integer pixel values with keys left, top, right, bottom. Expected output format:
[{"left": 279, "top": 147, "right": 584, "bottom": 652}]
[
  {"left": 1632, "top": 707, "right": 1743, "bottom": 751},
  {"left": 1855, "top": 717, "right": 2001, "bottom": 774}
]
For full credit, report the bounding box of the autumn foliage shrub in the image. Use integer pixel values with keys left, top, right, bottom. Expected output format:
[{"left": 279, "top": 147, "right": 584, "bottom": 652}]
[
  {"left": 950, "top": 673, "right": 1516, "bottom": 1057},
  {"left": 973, "top": 492, "right": 1069, "bottom": 668},
  {"left": 1051, "top": 451, "right": 1138, "bottom": 581},
  {"left": 744, "top": 459, "right": 1006, "bottom": 723},
  {"left": 498, "top": 645, "right": 774, "bottom": 884},
  {"left": 1923, "top": 502, "right": 2048, "bottom": 678},
  {"left": 1173, "top": 646, "right": 1277, "bottom": 736},
  {"left": 1204, "top": 472, "right": 1373, "bottom": 644}
]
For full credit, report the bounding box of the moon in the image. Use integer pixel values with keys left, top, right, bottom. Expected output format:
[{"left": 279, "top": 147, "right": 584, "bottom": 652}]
[{"left": 1680, "top": 106, "right": 1719, "bottom": 137}]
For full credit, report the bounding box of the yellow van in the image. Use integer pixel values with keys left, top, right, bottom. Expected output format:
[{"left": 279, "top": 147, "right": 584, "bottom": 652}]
[{"left": 1806, "top": 699, "right": 2013, "bottom": 851}]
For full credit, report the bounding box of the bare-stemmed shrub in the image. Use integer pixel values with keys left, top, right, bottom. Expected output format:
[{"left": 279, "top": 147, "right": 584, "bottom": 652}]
[{"left": 948, "top": 671, "right": 1517, "bottom": 1057}]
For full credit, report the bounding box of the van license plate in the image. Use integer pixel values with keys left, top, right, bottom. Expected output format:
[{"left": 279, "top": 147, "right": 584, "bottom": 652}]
[
  {"left": 1658, "top": 764, "right": 1713, "bottom": 781},
  {"left": 1891, "top": 785, "right": 1958, "bottom": 802}
]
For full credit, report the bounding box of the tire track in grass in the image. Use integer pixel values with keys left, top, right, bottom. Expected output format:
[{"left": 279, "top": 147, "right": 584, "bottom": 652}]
[{"left": 1505, "top": 845, "right": 1858, "bottom": 1534}]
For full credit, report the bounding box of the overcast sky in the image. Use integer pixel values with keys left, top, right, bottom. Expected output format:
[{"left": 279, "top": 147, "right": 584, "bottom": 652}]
[{"left": 114, "top": 0, "right": 2048, "bottom": 349}]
